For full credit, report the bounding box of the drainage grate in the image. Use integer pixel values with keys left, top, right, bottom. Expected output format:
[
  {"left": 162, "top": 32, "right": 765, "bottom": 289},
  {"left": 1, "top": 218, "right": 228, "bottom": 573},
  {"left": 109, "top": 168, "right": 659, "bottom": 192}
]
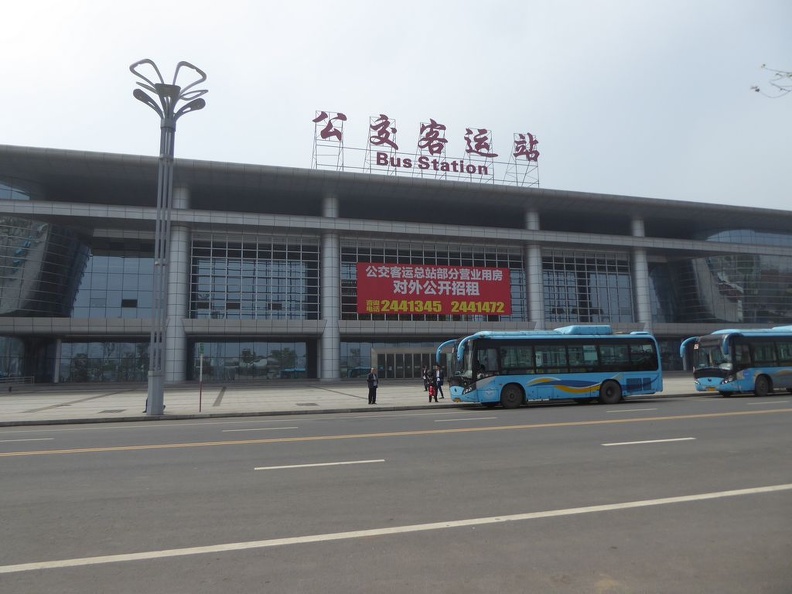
[
  {"left": 295, "top": 402, "right": 319, "bottom": 406},
  {"left": 99, "top": 409, "right": 126, "bottom": 413}
]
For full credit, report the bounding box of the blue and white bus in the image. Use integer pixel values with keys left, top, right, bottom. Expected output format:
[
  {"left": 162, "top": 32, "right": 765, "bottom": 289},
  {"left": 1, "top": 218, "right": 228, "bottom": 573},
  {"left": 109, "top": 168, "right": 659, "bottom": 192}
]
[
  {"left": 437, "top": 325, "right": 663, "bottom": 408},
  {"left": 680, "top": 326, "right": 792, "bottom": 396}
]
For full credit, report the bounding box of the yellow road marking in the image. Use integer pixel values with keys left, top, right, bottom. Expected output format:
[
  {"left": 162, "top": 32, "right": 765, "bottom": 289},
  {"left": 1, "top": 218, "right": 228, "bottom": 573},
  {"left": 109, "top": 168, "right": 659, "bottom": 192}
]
[{"left": 0, "top": 408, "right": 790, "bottom": 457}]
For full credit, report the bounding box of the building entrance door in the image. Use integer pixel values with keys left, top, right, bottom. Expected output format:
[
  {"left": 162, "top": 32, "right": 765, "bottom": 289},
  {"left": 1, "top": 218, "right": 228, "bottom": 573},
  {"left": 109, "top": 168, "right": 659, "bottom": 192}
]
[{"left": 374, "top": 350, "right": 436, "bottom": 380}]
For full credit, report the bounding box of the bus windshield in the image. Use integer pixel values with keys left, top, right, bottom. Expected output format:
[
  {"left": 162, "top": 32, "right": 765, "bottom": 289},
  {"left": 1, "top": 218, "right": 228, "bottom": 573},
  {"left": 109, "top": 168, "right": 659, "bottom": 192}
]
[{"left": 694, "top": 341, "right": 731, "bottom": 370}]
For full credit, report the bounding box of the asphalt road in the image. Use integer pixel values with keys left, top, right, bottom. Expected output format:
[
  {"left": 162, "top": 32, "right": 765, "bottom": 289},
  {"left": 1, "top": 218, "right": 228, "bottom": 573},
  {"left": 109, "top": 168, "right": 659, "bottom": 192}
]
[{"left": 1, "top": 394, "right": 791, "bottom": 593}]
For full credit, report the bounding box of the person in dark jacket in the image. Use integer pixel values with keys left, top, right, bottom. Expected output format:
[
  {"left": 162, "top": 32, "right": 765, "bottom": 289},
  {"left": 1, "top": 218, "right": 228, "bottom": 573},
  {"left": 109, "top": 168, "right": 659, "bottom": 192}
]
[
  {"left": 422, "top": 366, "right": 431, "bottom": 391},
  {"left": 434, "top": 364, "right": 445, "bottom": 399},
  {"left": 367, "top": 367, "right": 379, "bottom": 404}
]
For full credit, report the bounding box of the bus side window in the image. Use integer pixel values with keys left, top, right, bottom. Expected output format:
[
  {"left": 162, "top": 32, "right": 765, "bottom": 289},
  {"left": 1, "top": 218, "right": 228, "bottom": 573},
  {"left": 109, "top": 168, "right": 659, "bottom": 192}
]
[
  {"left": 567, "top": 344, "right": 595, "bottom": 371},
  {"left": 752, "top": 342, "right": 777, "bottom": 366},
  {"left": 778, "top": 341, "right": 792, "bottom": 366},
  {"left": 629, "top": 342, "right": 658, "bottom": 371},
  {"left": 599, "top": 344, "right": 629, "bottom": 372},
  {"left": 500, "top": 345, "right": 533, "bottom": 374},
  {"left": 535, "top": 344, "right": 567, "bottom": 374}
]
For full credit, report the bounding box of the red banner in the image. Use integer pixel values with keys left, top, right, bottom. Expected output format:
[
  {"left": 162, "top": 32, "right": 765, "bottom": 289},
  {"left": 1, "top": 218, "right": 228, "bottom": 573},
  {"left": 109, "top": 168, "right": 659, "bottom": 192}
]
[{"left": 356, "top": 263, "right": 512, "bottom": 316}]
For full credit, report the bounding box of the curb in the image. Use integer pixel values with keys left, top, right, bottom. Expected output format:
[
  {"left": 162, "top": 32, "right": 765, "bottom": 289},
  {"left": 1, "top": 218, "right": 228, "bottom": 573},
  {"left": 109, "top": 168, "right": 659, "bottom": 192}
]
[{"left": 0, "top": 402, "right": 476, "bottom": 428}]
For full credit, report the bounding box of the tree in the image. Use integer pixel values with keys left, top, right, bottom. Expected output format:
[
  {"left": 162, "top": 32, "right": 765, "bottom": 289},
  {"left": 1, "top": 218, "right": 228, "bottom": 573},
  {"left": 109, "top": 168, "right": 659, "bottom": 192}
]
[{"left": 751, "top": 64, "right": 792, "bottom": 98}]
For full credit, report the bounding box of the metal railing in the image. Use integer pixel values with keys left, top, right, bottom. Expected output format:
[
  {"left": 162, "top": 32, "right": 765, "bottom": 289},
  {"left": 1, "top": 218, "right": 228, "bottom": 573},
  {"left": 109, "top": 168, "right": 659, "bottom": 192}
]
[{"left": 0, "top": 376, "right": 34, "bottom": 385}]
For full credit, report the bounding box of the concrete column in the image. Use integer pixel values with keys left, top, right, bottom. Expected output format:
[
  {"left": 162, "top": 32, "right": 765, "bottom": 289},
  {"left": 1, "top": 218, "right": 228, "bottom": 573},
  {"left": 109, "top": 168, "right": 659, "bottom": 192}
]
[
  {"left": 631, "top": 217, "right": 652, "bottom": 331},
  {"left": 524, "top": 209, "right": 544, "bottom": 329},
  {"left": 53, "top": 338, "right": 62, "bottom": 383},
  {"left": 525, "top": 209, "right": 540, "bottom": 232},
  {"left": 323, "top": 193, "right": 339, "bottom": 218},
  {"left": 320, "top": 194, "right": 340, "bottom": 380},
  {"left": 526, "top": 244, "right": 544, "bottom": 329},
  {"left": 165, "top": 186, "right": 190, "bottom": 383}
]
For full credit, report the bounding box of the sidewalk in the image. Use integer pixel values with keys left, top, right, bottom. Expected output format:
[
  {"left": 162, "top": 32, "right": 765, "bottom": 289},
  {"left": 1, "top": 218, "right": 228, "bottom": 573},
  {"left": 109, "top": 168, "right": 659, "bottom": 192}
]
[
  {"left": 0, "top": 375, "right": 697, "bottom": 427},
  {"left": 0, "top": 380, "right": 465, "bottom": 426}
]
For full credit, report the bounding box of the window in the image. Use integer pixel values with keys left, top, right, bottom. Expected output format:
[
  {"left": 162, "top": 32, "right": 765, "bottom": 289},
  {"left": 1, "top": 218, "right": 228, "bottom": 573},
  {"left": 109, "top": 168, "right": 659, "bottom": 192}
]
[
  {"left": 752, "top": 342, "right": 777, "bottom": 366},
  {"left": 534, "top": 344, "right": 568, "bottom": 373},
  {"left": 568, "top": 344, "right": 598, "bottom": 371},
  {"left": 629, "top": 342, "right": 658, "bottom": 371},
  {"left": 543, "top": 250, "right": 633, "bottom": 323},
  {"left": 500, "top": 345, "right": 533, "bottom": 374},
  {"left": 190, "top": 236, "right": 319, "bottom": 321},
  {"left": 599, "top": 344, "right": 629, "bottom": 371}
]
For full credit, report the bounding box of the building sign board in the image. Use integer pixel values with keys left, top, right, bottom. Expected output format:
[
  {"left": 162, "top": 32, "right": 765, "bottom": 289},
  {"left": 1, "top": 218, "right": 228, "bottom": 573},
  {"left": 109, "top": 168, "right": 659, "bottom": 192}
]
[
  {"left": 313, "top": 110, "right": 540, "bottom": 188},
  {"left": 356, "top": 263, "right": 512, "bottom": 316}
]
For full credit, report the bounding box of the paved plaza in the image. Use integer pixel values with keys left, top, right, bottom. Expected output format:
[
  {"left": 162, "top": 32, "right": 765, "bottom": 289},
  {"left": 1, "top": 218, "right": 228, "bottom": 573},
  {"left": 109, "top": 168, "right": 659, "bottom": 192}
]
[{"left": 0, "top": 374, "right": 698, "bottom": 426}]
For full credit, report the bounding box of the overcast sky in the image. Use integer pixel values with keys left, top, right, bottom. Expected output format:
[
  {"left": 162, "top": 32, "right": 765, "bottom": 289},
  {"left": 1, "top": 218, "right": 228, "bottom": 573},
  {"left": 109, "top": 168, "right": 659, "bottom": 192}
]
[{"left": 2, "top": 0, "right": 790, "bottom": 211}]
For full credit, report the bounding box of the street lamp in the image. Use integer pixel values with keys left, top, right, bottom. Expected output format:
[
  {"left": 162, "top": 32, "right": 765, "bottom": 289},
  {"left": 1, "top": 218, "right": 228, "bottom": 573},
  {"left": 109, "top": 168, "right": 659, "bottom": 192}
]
[{"left": 130, "top": 59, "right": 207, "bottom": 416}]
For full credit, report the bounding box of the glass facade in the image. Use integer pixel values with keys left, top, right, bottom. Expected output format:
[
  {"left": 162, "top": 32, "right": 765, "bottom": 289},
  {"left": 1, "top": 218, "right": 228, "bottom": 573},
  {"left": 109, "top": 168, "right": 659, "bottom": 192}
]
[
  {"left": 341, "top": 240, "right": 526, "bottom": 322},
  {"left": 189, "top": 235, "right": 320, "bottom": 320},
  {"left": 340, "top": 340, "right": 439, "bottom": 379},
  {"left": 647, "top": 229, "right": 792, "bottom": 325},
  {"left": 0, "top": 182, "right": 32, "bottom": 201},
  {"left": 0, "top": 336, "right": 25, "bottom": 379},
  {"left": 543, "top": 250, "right": 634, "bottom": 324},
  {"left": 0, "top": 218, "right": 88, "bottom": 317},
  {"left": 58, "top": 341, "right": 149, "bottom": 383},
  {"left": 188, "top": 340, "right": 310, "bottom": 381},
  {"left": 71, "top": 241, "right": 153, "bottom": 319}
]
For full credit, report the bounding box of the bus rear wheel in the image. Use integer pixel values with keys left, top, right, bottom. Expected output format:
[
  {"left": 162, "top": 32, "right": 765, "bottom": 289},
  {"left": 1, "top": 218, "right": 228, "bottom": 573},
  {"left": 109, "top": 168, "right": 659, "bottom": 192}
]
[
  {"left": 754, "top": 375, "right": 772, "bottom": 397},
  {"left": 500, "top": 385, "right": 524, "bottom": 409},
  {"left": 598, "top": 380, "right": 622, "bottom": 404}
]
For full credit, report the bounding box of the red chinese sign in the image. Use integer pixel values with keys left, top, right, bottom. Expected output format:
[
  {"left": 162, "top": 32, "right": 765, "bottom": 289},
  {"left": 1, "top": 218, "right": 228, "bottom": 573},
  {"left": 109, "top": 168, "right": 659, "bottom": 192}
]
[
  {"left": 417, "top": 119, "right": 448, "bottom": 155},
  {"left": 313, "top": 111, "right": 347, "bottom": 141},
  {"left": 369, "top": 114, "right": 398, "bottom": 150},
  {"left": 464, "top": 128, "right": 498, "bottom": 158},
  {"left": 357, "top": 263, "right": 512, "bottom": 316},
  {"left": 513, "top": 132, "right": 540, "bottom": 161}
]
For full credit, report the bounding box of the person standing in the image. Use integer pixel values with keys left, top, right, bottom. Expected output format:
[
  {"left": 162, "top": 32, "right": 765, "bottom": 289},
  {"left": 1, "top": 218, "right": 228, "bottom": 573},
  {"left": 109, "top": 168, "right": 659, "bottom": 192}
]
[
  {"left": 435, "top": 364, "right": 445, "bottom": 399},
  {"left": 422, "top": 366, "right": 430, "bottom": 391},
  {"left": 367, "top": 367, "right": 379, "bottom": 404}
]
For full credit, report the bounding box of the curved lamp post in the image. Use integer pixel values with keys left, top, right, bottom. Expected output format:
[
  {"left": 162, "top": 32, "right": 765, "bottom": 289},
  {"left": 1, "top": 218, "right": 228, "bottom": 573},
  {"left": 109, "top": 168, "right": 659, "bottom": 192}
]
[{"left": 130, "top": 59, "right": 207, "bottom": 416}]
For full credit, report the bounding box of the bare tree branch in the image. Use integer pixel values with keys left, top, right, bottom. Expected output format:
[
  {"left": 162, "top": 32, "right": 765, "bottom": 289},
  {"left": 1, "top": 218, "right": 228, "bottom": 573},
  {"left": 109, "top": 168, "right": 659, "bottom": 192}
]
[{"left": 752, "top": 64, "right": 792, "bottom": 98}]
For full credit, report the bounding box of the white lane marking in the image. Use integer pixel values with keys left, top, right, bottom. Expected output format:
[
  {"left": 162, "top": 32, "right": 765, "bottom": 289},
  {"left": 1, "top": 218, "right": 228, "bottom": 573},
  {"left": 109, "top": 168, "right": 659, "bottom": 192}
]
[
  {"left": 603, "top": 437, "right": 695, "bottom": 447},
  {"left": 434, "top": 417, "right": 498, "bottom": 423},
  {"left": 747, "top": 400, "right": 789, "bottom": 405},
  {"left": 0, "top": 438, "right": 54, "bottom": 443},
  {"left": 2, "top": 483, "right": 790, "bottom": 574},
  {"left": 222, "top": 427, "right": 298, "bottom": 433},
  {"left": 254, "top": 459, "right": 385, "bottom": 471},
  {"left": 606, "top": 408, "right": 657, "bottom": 414}
]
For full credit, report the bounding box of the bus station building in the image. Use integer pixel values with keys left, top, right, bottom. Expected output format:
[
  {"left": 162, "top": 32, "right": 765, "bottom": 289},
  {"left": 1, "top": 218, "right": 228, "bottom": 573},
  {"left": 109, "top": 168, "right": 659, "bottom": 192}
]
[{"left": 1, "top": 144, "right": 791, "bottom": 383}]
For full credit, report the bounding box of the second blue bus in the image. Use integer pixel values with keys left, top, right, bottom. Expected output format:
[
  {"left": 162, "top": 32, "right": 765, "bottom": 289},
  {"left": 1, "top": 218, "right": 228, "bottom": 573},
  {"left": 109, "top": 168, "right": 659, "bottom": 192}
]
[
  {"left": 437, "top": 325, "right": 663, "bottom": 408},
  {"left": 679, "top": 326, "right": 792, "bottom": 396}
]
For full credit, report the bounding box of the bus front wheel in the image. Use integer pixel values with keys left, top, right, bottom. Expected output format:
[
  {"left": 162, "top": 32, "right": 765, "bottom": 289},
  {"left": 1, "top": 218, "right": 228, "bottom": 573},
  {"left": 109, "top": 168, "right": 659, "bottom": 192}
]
[
  {"left": 754, "top": 375, "right": 772, "bottom": 397},
  {"left": 598, "top": 380, "right": 622, "bottom": 404},
  {"left": 500, "top": 385, "right": 524, "bottom": 409}
]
